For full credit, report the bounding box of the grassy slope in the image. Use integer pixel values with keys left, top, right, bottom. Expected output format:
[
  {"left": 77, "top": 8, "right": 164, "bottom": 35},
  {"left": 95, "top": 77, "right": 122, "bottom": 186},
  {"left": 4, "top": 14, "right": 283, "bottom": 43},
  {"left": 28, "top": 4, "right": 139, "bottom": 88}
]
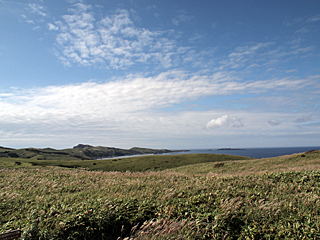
[
  {"left": 0, "top": 153, "right": 253, "bottom": 172},
  {"left": 1, "top": 150, "right": 320, "bottom": 239},
  {"left": 0, "top": 145, "right": 176, "bottom": 161},
  {"left": 167, "top": 150, "right": 320, "bottom": 176},
  {"left": 2, "top": 150, "right": 318, "bottom": 174}
]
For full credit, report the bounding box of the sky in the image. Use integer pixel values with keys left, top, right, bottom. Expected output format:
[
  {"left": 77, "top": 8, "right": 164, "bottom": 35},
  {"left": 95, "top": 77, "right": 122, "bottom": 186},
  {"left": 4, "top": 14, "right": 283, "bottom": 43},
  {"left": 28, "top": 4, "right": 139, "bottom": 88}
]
[{"left": 0, "top": 0, "right": 320, "bottom": 149}]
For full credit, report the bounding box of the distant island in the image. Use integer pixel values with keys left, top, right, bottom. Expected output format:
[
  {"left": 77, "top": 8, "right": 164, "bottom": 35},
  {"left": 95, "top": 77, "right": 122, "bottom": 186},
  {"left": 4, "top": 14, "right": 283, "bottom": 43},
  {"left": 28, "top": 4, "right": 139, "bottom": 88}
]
[
  {"left": 217, "top": 148, "right": 245, "bottom": 150},
  {"left": 0, "top": 144, "right": 186, "bottom": 161}
]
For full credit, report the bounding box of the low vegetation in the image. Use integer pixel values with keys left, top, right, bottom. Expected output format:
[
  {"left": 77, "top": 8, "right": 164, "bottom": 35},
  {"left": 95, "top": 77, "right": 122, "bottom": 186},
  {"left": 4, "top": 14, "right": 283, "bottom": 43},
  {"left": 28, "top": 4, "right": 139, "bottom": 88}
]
[
  {"left": 0, "top": 144, "right": 178, "bottom": 161},
  {"left": 1, "top": 150, "right": 320, "bottom": 239},
  {"left": 0, "top": 153, "right": 252, "bottom": 172},
  {"left": 167, "top": 150, "right": 320, "bottom": 176}
]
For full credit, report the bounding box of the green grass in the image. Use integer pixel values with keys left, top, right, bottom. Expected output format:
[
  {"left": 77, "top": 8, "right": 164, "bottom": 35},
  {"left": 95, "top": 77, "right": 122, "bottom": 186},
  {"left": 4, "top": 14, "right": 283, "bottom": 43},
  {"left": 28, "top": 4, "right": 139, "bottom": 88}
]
[
  {"left": 167, "top": 150, "right": 320, "bottom": 176},
  {"left": 0, "top": 145, "right": 178, "bottom": 161},
  {"left": 0, "top": 157, "right": 35, "bottom": 169},
  {"left": 1, "top": 150, "right": 320, "bottom": 239},
  {"left": 0, "top": 153, "right": 253, "bottom": 172}
]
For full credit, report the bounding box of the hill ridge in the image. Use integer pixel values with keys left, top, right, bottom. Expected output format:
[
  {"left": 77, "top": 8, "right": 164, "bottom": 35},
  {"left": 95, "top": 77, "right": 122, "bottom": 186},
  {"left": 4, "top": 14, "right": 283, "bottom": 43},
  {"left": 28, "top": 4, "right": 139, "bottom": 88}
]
[{"left": 0, "top": 144, "right": 179, "bottom": 160}]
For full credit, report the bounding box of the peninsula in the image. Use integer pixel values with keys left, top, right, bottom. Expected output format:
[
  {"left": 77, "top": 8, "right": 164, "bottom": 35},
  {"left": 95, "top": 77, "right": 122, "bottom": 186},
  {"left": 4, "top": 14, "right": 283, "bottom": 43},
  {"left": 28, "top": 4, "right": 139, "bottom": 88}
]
[{"left": 0, "top": 144, "right": 182, "bottom": 161}]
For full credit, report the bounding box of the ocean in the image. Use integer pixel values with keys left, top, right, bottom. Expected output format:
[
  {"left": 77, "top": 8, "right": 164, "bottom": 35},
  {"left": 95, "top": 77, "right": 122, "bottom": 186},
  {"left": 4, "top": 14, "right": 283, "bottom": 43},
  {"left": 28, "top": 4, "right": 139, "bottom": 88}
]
[
  {"left": 166, "top": 146, "right": 320, "bottom": 159},
  {"left": 101, "top": 146, "right": 320, "bottom": 160}
]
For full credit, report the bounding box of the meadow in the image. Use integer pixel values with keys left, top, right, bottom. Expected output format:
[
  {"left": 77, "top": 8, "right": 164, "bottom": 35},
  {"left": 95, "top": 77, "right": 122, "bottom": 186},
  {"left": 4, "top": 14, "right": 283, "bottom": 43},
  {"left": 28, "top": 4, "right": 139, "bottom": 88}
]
[
  {"left": 0, "top": 153, "right": 252, "bottom": 172},
  {"left": 1, "top": 150, "right": 320, "bottom": 239}
]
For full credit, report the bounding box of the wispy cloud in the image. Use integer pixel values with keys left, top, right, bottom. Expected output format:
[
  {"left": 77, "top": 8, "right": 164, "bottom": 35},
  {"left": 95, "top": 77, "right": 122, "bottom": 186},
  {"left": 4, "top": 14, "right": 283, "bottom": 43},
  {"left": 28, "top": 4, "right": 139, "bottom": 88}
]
[
  {"left": 188, "top": 33, "right": 204, "bottom": 43},
  {"left": 1, "top": 72, "right": 318, "bottom": 144},
  {"left": 282, "top": 17, "right": 304, "bottom": 27},
  {"left": 21, "top": 2, "right": 49, "bottom": 31},
  {"left": 51, "top": 5, "right": 180, "bottom": 69},
  {"left": 66, "top": 0, "right": 83, "bottom": 4},
  {"left": 21, "top": 2, "right": 318, "bottom": 78},
  {"left": 220, "top": 42, "right": 275, "bottom": 69},
  {"left": 27, "top": 3, "right": 47, "bottom": 17},
  {"left": 2, "top": 1, "right": 320, "bottom": 148},
  {"left": 306, "top": 14, "right": 320, "bottom": 23},
  {"left": 295, "top": 26, "right": 309, "bottom": 34},
  {"left": 0, "top": 71, "right": 313, "bottom": 121},
  {"left": 172, "top": 13, "right": 194, "bottom": 26},
  {"left": 282, "top": 14, "right": 320, "bottom": 27}
]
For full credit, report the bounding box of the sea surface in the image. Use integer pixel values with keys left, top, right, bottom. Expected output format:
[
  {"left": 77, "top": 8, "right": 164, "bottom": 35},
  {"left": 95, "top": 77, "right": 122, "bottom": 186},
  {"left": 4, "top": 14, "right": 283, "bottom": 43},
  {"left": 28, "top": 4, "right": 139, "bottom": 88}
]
[
  {"left": 166, "top": 146, "right": 320, "bottom": 159},
  {"left": 102, "top": 146, "right": 320, "bottom": 160}
]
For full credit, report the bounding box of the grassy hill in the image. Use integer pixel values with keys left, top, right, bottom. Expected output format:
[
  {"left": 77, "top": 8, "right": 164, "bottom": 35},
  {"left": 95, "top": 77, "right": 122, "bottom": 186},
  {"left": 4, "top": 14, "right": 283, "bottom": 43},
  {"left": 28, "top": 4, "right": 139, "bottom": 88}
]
[
  {"left": 0, "top": 144, "right": 179, "bottom": 161},
  {"left": 0, "top": 153, "right": 253, "bottom": 172},
  {"left": 166, "top": 149, "right": 320, "bottom": 176},
  {"left": 1, "top": 150, "right": 320, "bottom": 239}
]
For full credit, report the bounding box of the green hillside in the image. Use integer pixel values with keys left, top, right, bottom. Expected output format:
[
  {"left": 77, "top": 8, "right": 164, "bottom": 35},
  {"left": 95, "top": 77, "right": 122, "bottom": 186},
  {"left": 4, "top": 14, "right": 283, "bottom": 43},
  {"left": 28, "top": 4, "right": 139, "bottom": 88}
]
[
  {"left": 166, "top": 149, "right": 320, "bottom": 176},
  {"left": 1, "top": 149, "right": 320, "bottom": 239},
  {"left": 0, "top": 152, "right": 253, "bottom": 172},
  {"left": 0, "top": 144, "right": 178, "bottom": 161}
]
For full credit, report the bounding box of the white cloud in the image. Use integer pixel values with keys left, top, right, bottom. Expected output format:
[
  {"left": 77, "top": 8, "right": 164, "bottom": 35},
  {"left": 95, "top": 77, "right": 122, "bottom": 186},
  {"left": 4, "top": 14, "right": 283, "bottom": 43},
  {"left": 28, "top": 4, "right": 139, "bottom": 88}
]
[
  {"left": 32, "top": 26, "right": 41, "bottom": 31},
  {"left": 306, "top": 14, "right": 320, "bottom": 23},
  {"left": 68, "top": 3, "right": 91, "bottom": 13},
  {"left": 295, "top": 27, "right": 310, "bottom": 34},
  {"left": 48, "top": 23, "right": 59, "bottom": 31},
  {"left": 217, "top": 39, "right": 317, "bottom": 73},
  {"left": 0, "top": 72, "right": 319, "bottom": 148},
  {"left": 285, "top": 69, "right": 298, "bottom": 73},
  {"left": 206, "top": 115, "right": 243, "bottom": 129},
  {"left": 172, "top": 14, "right": 194, "bottom": 26},
  {"left": 23, "top": 2, "right": 317, "bottom": 77},
  {"left": 282, "top": 17, "right": 303, "bottom": 27},
  {"left": 66, "top": 0, "right": 83, "bottom": 3},
  {"left": 1, "top": 71, "right": 315, "bottom": 123},
  {"left": 51, "top": 5, "right": 180, "bottom": 69},
  {"left": 27, "top": 3, "right": 46, "bottom": 17},
  {"left": 26, "top": 19, "right": 35, "bottom": 24},
  {"left": 221, "top": 42, "right": 275, "bottom": 69},
  {"left": 188, "top": 33, "right": 204, "bottom": 43},
  {"left": 3, "top": 2, "right": 320, "bottom": 148},
  {"left": 206, "top": 115, "right": 229, "bottom": 128},
  {"left": 1, "top": 71, "right": 317, "bottom": 145}
]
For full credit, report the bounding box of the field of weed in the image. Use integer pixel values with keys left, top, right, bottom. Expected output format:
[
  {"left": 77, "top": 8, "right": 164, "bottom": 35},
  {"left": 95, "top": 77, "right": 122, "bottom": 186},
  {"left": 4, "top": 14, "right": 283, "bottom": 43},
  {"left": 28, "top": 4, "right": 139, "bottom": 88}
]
[{"left": 1, "top": 151, "right": 320, "bottom": 239}]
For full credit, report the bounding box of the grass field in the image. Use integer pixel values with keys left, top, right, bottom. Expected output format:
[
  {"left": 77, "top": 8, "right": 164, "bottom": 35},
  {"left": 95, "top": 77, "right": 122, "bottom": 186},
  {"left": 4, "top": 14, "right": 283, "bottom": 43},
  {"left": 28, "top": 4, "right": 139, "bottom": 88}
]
[
  {"left": 1, "top": 150, "right": 320, "bottom": 239},
  {"left": 0, "top": 153, "right": 253, "bottom": 172},
  {"left": 0, "top": 145, "right": 179, "bottom": 161},
  {"left": 167, "top": 151, "right": 320, "bottom": 176}
]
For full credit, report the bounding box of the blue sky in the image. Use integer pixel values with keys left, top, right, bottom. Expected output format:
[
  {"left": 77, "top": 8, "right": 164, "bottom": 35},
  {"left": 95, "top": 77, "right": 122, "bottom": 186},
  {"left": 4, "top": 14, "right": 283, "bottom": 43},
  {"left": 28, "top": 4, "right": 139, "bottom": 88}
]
[{"left": 0, "top": 0, "right": 319, "bottom": 149}]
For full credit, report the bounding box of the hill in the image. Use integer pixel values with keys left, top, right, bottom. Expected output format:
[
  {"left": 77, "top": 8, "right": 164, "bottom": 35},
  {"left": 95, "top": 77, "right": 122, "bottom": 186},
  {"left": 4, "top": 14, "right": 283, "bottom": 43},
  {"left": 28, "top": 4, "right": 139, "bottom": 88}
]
[
  {"left": 0, "top": 152, "right": 253, "bottom": 171},
  {"left": 0, "top": 144, "right": 180, "bottom": 161},
  {"left": 1, "top": 150, "right": 320, "bottom": 239}
]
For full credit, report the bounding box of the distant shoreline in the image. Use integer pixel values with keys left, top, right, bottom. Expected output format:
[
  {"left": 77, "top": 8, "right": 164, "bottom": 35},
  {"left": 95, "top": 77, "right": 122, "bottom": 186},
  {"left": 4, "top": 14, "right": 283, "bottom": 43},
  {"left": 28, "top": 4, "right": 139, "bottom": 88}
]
[{"left": 217, "top": 148, "right": 245, "bottom": 150}]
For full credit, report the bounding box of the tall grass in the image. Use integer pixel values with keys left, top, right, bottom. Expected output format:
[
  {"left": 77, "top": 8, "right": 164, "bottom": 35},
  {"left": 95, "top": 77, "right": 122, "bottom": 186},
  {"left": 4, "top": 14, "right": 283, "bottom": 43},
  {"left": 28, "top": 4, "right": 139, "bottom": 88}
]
[
  {"left": 1, "top": 161, "right": 320, "bottom": 239},
  {"left": 168, "top": 151, "right": 320, "bottom": 176}
]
